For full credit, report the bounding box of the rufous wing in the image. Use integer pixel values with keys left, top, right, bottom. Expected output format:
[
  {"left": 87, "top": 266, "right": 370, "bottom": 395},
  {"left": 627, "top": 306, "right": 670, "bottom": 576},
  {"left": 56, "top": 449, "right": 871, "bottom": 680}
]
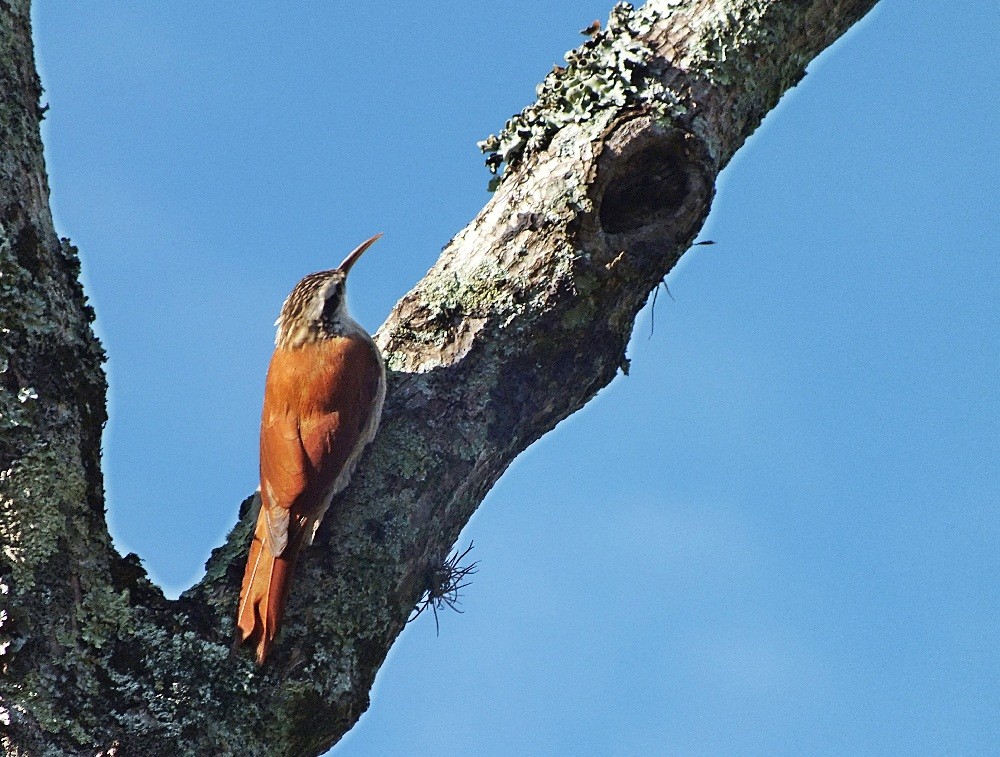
[{"left": 236, "top": 335, "right": 383, "bottom": 664}]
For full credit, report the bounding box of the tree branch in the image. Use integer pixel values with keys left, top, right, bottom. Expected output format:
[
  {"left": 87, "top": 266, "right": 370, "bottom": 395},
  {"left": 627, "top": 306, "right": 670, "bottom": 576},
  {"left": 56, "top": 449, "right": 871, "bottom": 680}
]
[{"left": 0, "top": 1, "right": 879, "bottom": 754}]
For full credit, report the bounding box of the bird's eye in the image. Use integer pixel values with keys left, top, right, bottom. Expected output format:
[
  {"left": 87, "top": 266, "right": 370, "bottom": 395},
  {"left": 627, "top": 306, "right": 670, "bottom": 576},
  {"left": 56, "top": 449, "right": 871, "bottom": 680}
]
[{"left": 322, "top": 283, "right": 342, "bottom": 318}]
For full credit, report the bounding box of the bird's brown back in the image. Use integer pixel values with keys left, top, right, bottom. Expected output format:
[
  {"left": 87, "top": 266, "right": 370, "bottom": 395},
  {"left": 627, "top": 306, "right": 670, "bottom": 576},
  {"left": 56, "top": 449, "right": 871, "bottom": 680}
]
[{"left": 260, "top": 334, "right": 383, "bottom": 523}]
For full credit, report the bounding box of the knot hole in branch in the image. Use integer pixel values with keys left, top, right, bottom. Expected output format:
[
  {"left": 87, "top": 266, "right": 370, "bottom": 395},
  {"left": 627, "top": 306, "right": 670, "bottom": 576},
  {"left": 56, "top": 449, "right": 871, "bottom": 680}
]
[{"left": 598, "top": 142, "right": 689, "bottom": 234}]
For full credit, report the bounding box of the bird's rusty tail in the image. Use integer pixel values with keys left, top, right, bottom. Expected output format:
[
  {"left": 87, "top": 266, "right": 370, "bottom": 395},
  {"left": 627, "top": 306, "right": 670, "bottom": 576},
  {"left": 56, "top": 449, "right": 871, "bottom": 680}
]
[{"left": 235, "top": 512, "right": 303, "bottom": 665}]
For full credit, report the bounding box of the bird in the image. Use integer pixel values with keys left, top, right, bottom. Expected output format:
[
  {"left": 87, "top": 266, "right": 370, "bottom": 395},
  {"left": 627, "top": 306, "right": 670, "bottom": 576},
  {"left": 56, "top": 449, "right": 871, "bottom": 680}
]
[{"left": 235, "top": 233, "right": 386, "bottom": 665}]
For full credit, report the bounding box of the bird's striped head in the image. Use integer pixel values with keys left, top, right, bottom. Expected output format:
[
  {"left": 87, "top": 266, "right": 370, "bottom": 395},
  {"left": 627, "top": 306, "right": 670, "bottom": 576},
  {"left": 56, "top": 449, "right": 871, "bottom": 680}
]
[{"left": 274, "top": 233, "right": 381, "bottom": 349}]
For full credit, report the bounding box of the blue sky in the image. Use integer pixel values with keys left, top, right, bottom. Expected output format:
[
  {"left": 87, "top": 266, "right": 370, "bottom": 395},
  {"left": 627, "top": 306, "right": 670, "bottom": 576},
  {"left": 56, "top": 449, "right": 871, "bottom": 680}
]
[{"left": 32, "top": 2, "right": 998, "bottom": 754}]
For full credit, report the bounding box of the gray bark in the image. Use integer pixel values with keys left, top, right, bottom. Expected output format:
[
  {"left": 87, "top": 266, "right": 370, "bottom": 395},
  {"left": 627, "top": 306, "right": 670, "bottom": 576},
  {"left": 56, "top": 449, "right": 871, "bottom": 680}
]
[{"left": 0, "top": 1, "right": 879, "bottom": 754}]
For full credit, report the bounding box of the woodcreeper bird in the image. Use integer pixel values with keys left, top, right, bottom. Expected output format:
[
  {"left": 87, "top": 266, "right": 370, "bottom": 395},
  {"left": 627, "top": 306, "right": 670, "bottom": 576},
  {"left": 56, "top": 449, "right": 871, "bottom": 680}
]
[{"left": 236, "top": 233, "right": 386, "bottom": 664}]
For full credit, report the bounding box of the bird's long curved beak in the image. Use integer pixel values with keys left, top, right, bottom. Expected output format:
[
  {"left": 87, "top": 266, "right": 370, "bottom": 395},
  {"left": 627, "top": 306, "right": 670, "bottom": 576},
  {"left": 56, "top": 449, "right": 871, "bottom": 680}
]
[{"left": 337, "top": 233, "right": 382, "bottom": 274}]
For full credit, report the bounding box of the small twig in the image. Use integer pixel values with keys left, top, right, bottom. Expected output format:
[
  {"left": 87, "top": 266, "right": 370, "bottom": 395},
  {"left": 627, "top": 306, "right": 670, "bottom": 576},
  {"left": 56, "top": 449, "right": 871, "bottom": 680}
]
[
  {"left": 648, "top": 239, "right": 714, "bottom": 337},
  {"left": 408, "top": 542, "right": 479, "bottom": 636},
  {"left": 648, "top": 278, "right": 674, "bottom": 338}
]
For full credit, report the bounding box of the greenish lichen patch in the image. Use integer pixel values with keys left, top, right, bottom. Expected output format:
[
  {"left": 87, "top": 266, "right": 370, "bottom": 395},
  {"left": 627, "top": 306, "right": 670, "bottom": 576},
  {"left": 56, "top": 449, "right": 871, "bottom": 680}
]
[
  {"left": 16, "top": 604, "right": 262, "bottom": 753},
  {"left": 76, "top": 585, "right": 132, "bottom": 650},
  {"left": 479, "top": 2, "right": 673, "bottom": 186},
  {"left": 382, "top": 257, "right": 525, "bottom": 373},
  {"left": 560, "top": 297, "right": 599, "bottom": 330},
  {"left": 0, "top": 223, "right": 47, "bottom": 457},
  {"left": 367, "top": 421, "right": 437, "bottom": 483},
  {"left": 0, "top": 445, "right": 82, "bottom": 590},
  {"left": 689, "top": 3, "right": 775, "bottom": 87},
  {"left": 0, "top": 575, "right": 14, "bottom": 665},
  {"left": 0, "top": 222, "right": 54, "bottom": 338},
  {"left": 676, "top": 1, "right": 819, "bottom": 165}
]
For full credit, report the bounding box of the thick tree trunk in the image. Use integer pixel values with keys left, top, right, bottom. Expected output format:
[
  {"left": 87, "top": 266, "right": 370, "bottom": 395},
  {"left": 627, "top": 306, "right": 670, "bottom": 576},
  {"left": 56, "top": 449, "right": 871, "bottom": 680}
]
[{"left": 0, "top": 1, "right": 879, "bottom": 754}]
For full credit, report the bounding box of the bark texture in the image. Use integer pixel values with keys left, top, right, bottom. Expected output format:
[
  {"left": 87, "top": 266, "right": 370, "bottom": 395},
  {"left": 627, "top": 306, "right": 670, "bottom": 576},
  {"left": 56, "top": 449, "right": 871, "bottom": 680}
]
[{"left": 0, "top": 1, "right": 879, "bottom": 754}]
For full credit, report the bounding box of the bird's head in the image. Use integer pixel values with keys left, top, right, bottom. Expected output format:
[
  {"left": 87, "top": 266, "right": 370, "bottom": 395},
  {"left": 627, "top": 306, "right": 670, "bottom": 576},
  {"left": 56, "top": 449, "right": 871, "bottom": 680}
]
[{"left": 275, "top": 233, "right": 381, "bottom": 349}]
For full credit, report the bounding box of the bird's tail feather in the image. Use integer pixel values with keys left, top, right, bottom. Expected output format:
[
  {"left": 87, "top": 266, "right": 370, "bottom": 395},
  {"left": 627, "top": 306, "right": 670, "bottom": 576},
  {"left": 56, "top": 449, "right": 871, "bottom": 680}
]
[{"left": 235, "top": 513, "right": 305, "bottom": 664}]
